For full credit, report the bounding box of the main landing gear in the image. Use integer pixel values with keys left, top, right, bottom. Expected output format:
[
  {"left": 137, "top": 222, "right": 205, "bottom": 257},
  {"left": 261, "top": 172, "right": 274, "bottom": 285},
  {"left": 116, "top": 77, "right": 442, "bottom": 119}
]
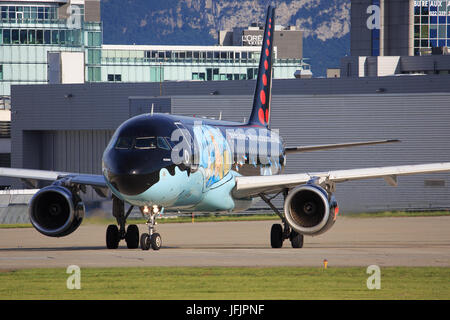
[
  {"left": 260, "top": 193, "right": 304, "bottom": 249},
  {"left": 106, "top": 196, "right": 139, "bottom": 249},
  {"left": 139, "top": 205, "right": 163, "bottom": 251}
]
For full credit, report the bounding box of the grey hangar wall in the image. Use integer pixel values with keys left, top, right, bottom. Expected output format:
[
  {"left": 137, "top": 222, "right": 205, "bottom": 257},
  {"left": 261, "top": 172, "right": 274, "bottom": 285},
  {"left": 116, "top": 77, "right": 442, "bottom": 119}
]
[{"left": 10, "top": 77, "right": 450, "bottom": 213}]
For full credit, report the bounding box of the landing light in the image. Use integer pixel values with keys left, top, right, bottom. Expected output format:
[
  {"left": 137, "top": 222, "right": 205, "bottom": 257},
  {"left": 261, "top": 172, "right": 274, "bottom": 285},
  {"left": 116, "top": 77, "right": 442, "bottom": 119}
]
[{"left": 143, "top": 206, "right": 150, "bottom": 214}]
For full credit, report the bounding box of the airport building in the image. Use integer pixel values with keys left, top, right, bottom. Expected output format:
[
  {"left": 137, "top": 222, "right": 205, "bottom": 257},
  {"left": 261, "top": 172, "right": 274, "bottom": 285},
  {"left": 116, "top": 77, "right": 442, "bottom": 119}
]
[
  {"left": 9, "top": 76, "right": 450, "bottom": 213},
  {"left": 342, "top": 0, "right": 450, "bottom": 77},
  {"left": 0, "top": 0, "right": 310, "bottom": 98}
]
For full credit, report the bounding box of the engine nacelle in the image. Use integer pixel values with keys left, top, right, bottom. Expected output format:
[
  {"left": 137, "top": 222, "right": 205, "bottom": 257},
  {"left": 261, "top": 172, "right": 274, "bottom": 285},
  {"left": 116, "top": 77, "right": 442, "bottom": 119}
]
[
  {"left": 284, "top": 184, "right": 338, "bottom": 236},
  {"left": 29, "top": 186, "right": 85, "bottom": 237}
]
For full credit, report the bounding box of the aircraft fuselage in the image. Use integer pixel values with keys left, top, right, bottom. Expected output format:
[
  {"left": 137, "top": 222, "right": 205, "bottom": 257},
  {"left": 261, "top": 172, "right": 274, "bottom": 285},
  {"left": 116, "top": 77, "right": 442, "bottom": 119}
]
[{"left": 102, "top": 113, "right": 286, "bottom": 213}]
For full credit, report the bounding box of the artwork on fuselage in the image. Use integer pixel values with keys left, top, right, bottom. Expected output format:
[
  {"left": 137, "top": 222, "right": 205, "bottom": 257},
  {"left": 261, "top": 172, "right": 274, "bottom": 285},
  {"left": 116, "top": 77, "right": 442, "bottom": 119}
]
[{"left": 193, "top": 125, "right": 232, "bottom": 188}]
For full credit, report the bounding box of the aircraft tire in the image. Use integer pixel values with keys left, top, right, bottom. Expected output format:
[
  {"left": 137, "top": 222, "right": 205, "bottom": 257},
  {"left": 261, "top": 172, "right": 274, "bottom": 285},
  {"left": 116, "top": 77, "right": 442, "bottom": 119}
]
[
  {"left": 290, "top": 230, "right": 304, "bottom": 248},
  {"left": 106, "top": 224, "right": 120, "bottom": 249},
  {"left": 125, "top": 224, "right": 139, "bottom": 249},
  {"left": 270, "top": 224, "right": 283, "bottom": 248},
  {"left": 140, "top": 233, "right": 151, "bottom": 250},
  {"left": 151, "top": 233, "right": 162, "bottom": 251}
]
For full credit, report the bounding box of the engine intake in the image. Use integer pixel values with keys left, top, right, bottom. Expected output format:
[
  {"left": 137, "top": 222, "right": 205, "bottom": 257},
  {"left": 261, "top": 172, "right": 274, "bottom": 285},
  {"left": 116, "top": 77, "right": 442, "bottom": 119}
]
[
  {"left": 284, "top": 184, "right": 337, "bottom": 236},
  {"left": 29, "top": 186, "right": 85, "bottom": 237}
]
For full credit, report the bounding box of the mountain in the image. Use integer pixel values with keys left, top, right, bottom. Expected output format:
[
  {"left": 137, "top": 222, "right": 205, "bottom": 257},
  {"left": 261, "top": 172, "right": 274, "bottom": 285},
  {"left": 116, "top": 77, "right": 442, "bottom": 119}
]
[{"left": 101, "top": 0, "right": 350, "bottom": 77}]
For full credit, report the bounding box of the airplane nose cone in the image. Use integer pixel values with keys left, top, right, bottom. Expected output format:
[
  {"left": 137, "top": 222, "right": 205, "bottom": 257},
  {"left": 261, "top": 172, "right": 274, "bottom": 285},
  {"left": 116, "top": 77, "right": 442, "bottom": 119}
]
[
  {"left": 103, "top": 152, "right": 162, "bottom": 196},
  {"left": 107, "top": 169, "right": 159, "bottom": 196}
]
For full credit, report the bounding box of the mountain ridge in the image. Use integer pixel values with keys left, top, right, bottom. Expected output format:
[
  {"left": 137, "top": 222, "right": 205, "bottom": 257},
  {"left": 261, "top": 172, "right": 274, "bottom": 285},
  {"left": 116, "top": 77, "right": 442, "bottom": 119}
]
[{"left": 101, "top": 0, "right": 351, "bottom": 77}]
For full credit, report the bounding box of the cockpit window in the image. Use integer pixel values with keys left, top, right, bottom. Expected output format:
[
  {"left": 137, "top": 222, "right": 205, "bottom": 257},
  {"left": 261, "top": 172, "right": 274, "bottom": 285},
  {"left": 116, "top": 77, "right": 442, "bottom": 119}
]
[
  {"left": 115, "top": 137, "right": 133, "bottom": 149},
  {"left": 115, "top": 136, "right": 171, "bottom": 150},
  {"left": 157, "top": 137, "right": 171, "bottom": 150},
  {"left": 135, "top": 137, "right": 157, "bottom": 149}
]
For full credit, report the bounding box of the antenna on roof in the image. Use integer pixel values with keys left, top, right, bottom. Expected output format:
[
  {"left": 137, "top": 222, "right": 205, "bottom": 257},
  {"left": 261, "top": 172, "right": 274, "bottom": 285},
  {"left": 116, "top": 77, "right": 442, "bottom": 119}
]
[
  {"left": 151, "top": 103, "right": 154, "bottom": 116},
  {"left": 219, "top": 111, "right": 222, "bottom": 120}
]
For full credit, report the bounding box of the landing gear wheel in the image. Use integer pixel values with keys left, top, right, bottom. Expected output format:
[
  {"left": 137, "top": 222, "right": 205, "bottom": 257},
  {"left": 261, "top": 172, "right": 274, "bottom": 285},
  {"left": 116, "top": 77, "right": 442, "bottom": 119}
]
[
  {"left": 125, "top": 224, "right": 139, "bottom": 249},
  {"left": 106, "top": 224, "right": 120, "bottom": 249},
  {"left": 140, "top": 233, "right": 151, "bottom": 251},
  {"left": 270, "top": 224, "right": 283, "bottom": 248},
  {"left": 290, "top": 230, "right": 304, "bottom": 248},
  {"left": 150, "top": 233, "right": 162, "bottom": 251}
]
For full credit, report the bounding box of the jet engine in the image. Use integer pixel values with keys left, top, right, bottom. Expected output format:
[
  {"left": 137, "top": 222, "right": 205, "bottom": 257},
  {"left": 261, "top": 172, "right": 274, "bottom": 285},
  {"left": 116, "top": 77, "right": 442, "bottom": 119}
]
[
  {"left": 284, "top": 184, "right": 338, "bottom": 236},
  {"left": 29, "top": 186, "right": 85, "bottom": 237}
]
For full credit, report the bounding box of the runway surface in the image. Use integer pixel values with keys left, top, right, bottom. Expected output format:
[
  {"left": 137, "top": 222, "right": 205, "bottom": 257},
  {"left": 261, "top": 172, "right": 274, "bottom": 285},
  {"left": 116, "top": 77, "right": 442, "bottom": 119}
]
[{"left": 0, "top": 216, "right": 449, "bottom": 269}]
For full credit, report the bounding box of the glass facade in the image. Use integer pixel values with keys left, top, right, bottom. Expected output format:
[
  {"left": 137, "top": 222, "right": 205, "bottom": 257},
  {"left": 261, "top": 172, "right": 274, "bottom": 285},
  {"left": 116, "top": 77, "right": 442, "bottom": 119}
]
[
  {"left": 1, "top": 5, "right": 58, "bottom": 23},
  {"left": 101, "top": 46, "right": 306, "bottom": 83},
  {"left": 0, "top": 2, "right": 103, "bottom": 95},
  {"left": 414, "top": 1, "right": 450, "bottom": 55},
  {"left": 0, "top": 1, "right": 308, "bottom": 96}
]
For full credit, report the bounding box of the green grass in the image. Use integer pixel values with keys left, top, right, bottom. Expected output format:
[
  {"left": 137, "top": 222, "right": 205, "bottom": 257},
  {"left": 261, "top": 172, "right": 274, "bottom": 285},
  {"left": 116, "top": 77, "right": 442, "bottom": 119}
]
[{"left": 0, "top": 267, "right": 448, "bottom": 300}]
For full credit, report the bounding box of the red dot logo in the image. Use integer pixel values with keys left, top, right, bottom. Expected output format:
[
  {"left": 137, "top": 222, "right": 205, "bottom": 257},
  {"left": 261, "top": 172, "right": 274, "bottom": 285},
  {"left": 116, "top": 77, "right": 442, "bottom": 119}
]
[
  {"left": 266, "top": 39, "right": 270, "bottom": 46},
  {"left": 268, "top": 31, "right": 271, "bottom": 37},
  {"left": 258, "top": 108, "right": 265, "bottom": 125},
  {"left": 262, "top": 74, "right": 267, "bottom": 86},
  {"left": 260, "top": 90, "right": 266, "bottom": 105},
  {"left": 264, "top": 60, "right": 268, "bottom": 70},
  {"left": 265, "top": 48, "right": 269, "bottom": 56},
  {"left": 265, "top": 108, "right": 269, "bottom": 123},
  {"left": 269, "top": 24, "right": 272, "bottom": 29},
  {"left": 269, "top": 18, "right": 272, "bottom": 23}
]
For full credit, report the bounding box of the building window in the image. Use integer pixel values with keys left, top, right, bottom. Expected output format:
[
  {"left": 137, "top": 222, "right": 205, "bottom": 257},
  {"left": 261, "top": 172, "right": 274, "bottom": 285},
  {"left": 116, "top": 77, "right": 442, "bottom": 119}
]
[
  {"left": 44, "top": 30, "right": 50, "bottom": 44},
  {"left": 51, "top": 30, "right": 58, "bottom": 44},
  {"left": 88, "top": 67, "right": 101, "bottom": 82},
  {"left": 19, "top": 29, "right": 27, "bottom": 44},
  {"left": 2, "top": 29, "right": 9, "bottom": 44},
  {"left": 107, "top": 74, "right": 122, "bottom": 82},
  {"left": 88, "top": 32, "right": 102, "bottom": 47},
  {"left": 88, "top": 49, "right": 101, "bottom": 64},
  {"left": 192, "top": 72, "right": 205, "bottom": 81},
  {"left": 28, "top": 29, "right": 35, "bottom": 44},
  {"left": 414, "top": 1, "right": 450, "bottom": 55},
  {"left": 11, "top": 29, "right": 19, "bottom": 44},
  {"left": 0, "top": 65, "right": 3, "bottom": 80}
]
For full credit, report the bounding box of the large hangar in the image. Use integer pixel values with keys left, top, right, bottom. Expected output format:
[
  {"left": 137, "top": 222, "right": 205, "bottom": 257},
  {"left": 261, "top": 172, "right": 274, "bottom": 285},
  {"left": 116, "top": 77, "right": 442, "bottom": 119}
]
[{"left": 10, "top": 76, "right": 450, "bottom": 213}]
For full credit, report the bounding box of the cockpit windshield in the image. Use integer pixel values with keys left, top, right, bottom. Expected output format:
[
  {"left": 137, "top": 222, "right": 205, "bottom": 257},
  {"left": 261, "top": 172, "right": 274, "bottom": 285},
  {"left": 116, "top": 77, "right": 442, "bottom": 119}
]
[
  {"left": 114, "top": 136, "right": 172, "bottom": 150},
  {"left": 135, "top": 137, "right": 157, "bottom": 149},
  {"left": 115, "top": 137, "right": 134, "bottom": 150}
]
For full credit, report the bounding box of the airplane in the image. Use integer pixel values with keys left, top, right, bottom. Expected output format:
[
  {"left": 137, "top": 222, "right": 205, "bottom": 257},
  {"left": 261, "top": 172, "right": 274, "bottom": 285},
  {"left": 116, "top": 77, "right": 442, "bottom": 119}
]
[{"left": 1, "top": 6, "right": 450, "bottom": 251}]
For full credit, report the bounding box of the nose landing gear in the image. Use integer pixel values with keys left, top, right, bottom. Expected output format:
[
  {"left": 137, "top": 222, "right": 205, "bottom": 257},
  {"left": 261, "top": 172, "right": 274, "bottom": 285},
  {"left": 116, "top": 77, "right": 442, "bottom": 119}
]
[{"left": 140, "top": 205, "right": 163, "bottom": 251}]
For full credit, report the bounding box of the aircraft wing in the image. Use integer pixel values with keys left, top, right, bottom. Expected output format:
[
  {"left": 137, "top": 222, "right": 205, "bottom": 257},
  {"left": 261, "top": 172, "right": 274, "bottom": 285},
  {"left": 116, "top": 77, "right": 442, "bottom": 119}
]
[
  {"left": 285, "top": 139, "right": 400, "bottom": 154},
  {"left": 0, "top": 167, "right": 108, "bottom": 196},
  {"left": 233, "top": 162, "right": 450, "bottom": 198}
]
